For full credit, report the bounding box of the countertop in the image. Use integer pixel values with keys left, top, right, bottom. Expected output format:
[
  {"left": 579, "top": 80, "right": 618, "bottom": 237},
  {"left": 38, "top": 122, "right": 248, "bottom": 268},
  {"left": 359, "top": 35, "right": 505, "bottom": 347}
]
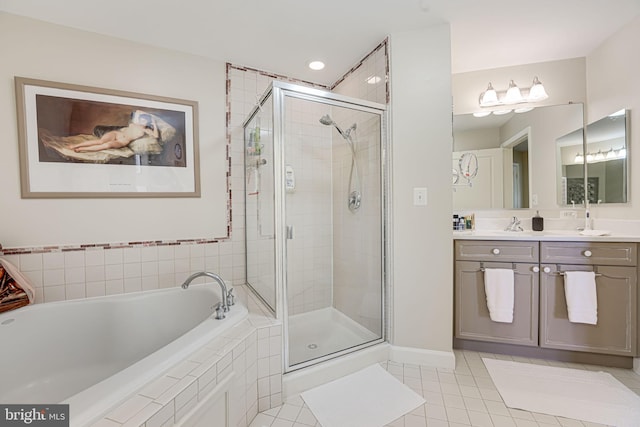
[{"left": 453, "top": 229, "right": 640, "bottom": 242}]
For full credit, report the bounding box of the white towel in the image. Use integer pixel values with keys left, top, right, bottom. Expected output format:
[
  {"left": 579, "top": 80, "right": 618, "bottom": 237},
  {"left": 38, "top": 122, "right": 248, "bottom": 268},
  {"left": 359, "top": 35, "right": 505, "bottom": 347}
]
[
  {"left": 484, "top": 268, "right": 514, "bottom": 323},
  {"left": 563, "top": 271, "right": 598, "bottom": 325}
]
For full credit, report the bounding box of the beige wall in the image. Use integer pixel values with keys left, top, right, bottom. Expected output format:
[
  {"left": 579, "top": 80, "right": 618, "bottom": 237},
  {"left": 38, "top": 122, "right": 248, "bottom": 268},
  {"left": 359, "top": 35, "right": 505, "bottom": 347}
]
[
  {"left": 0, "top": 13, "right": 228, "bottom": 248},
  {"left": 389, "top": 25, "right": 453, "bottom": 352},
  {"left": 586, "top": 14, "right": 640, "bottom": 219}
]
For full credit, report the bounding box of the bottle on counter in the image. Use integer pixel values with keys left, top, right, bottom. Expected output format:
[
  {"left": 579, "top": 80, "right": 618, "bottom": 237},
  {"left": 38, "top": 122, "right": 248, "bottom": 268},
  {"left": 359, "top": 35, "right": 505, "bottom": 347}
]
[{"left": 532, "top": 210, "right": 544, "bottom": 231}]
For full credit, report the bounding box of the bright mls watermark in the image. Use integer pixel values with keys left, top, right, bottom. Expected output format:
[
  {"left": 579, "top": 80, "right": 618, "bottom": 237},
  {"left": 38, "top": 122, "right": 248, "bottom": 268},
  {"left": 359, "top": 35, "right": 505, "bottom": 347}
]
[{"left": 0, "top": 405, "right": 69, "bottom": 426}]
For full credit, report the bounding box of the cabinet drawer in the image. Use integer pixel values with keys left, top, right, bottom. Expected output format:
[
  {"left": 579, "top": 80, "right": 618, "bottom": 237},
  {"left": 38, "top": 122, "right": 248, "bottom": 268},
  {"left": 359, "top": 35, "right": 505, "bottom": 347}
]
[
  {"left": 455, "top": 240, "right": 539, "bottom": 263},
  {"left": 541, "top": 242, "right": 637, "bottom": 266}
]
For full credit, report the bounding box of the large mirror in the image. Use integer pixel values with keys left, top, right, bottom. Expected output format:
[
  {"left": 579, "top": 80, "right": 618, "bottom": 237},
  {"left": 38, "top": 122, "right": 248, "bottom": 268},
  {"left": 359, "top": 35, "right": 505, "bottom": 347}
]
[
  {"left": 557, "top": 109, "right": 630, "bottom": 205},
  {"left": 453, "top": 103, "right": 584, "bottom": 211}
]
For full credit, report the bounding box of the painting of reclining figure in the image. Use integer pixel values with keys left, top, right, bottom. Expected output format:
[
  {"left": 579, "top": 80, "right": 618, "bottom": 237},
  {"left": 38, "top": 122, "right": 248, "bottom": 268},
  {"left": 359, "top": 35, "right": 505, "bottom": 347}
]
[
  {"left": 36, "top": 95, "right": 185, "bottom": 167},
  {"left": 15, "top": 77, "right": 200, "bottom": 197}
]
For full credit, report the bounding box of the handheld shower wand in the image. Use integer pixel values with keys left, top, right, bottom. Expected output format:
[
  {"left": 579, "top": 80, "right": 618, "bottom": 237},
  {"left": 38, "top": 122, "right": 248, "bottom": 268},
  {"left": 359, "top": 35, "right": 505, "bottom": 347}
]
[{"left": 319, "top": 114, "right": 361, "bottom": 212}]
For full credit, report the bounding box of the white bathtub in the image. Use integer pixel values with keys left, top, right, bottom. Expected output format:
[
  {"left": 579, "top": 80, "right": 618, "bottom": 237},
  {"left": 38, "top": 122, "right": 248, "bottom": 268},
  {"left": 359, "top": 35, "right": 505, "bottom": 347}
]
[{"left": 0, "top": 283, "right": 248, "bottom": 426}]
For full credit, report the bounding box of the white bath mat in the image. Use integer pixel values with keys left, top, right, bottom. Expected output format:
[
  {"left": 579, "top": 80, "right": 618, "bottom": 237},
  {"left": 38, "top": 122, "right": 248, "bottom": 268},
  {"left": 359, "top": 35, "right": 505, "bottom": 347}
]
[
  {"left": 483, "top": 358, "right": 640, "bottom": 427},
  {"left": 301, "top": 364, "right": 425, "bottom": 427}
]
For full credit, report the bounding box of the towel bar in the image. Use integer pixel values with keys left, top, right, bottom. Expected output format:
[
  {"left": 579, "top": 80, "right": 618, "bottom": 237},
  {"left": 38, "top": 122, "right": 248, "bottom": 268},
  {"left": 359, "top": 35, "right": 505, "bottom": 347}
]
[
  {"left": 479, "top": 262, "right": 517, "bottom": 272},
  {"left": 555, "top": 271, "right": 602, "bottom": 277}
]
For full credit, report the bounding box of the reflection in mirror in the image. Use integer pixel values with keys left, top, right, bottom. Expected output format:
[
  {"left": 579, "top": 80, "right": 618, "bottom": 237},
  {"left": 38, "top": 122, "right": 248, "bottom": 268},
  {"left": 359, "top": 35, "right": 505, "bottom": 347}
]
[
  {"left": 556, "top": 127, "right": 586, "bottom": 206},
  {"left": 557, "top": 109, "right": 630, "bottom": 205},
  {"left": 585, "top": 109, "right": 629, "bottom": 204},
  {"left": 453, "top": 103, "right": 584, "bottom": 211}
]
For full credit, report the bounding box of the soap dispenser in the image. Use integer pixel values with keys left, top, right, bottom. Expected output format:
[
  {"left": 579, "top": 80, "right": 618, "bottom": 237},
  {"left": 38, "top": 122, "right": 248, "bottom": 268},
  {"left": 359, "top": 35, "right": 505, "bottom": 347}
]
[{"left": 532, "top": 210, "right": 544, "bottom": 231}]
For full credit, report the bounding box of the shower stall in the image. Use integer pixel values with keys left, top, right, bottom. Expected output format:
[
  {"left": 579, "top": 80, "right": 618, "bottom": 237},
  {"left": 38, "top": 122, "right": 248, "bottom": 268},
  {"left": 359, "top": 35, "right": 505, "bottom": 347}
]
[{"left": 244, "top": 81, "right": 387, "bottom": 372}]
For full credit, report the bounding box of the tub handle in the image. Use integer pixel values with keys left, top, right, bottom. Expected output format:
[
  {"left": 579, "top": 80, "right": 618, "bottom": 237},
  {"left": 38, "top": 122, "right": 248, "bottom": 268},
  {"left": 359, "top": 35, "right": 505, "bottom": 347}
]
[
  {"left": 227, "top": 288, "right": 236, "bottom": 307},
  {"left": 214, "top": 302, "right": 226, "bottom": 320}
]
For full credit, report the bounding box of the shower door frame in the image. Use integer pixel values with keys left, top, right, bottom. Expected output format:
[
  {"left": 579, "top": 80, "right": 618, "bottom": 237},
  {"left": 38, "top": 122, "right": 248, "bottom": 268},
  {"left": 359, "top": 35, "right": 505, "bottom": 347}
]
[{"left": 269, "top": 81, "right": 389, "bottom": 373}]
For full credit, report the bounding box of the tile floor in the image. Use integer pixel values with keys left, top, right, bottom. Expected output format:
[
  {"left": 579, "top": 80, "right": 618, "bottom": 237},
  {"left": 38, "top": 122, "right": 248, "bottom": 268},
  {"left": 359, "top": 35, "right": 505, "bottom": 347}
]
[{"left": 248, "top": 350, "right": 640, "bottom": 427}]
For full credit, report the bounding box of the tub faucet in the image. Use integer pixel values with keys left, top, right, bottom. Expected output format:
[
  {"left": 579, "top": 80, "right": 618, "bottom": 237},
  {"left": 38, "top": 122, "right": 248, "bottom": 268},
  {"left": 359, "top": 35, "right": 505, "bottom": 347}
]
[
  {"left": 504, "top": 216, "right": 523, "bottom": 232},
  {"left": 181, "top": 271, "right": 229, "bottom": 319}
]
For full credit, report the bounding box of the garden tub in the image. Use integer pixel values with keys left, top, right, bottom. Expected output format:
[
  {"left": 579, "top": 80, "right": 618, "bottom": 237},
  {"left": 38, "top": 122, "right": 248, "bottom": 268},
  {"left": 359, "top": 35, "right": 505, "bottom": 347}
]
[{"left": 0, "top": 283, "right": 248, "bottom": 426}]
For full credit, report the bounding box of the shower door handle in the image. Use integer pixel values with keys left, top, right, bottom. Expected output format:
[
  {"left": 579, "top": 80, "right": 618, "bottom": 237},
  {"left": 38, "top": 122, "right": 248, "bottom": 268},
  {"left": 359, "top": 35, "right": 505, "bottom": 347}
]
[{"left": 286, "top": 225, "right": 294, "bottom": 240}]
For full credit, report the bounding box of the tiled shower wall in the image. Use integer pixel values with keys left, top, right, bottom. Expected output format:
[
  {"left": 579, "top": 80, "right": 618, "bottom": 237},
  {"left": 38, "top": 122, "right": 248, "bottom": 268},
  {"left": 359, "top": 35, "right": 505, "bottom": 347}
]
[{"left": 331, "top": 41, "right": 388, "bottom": 334}]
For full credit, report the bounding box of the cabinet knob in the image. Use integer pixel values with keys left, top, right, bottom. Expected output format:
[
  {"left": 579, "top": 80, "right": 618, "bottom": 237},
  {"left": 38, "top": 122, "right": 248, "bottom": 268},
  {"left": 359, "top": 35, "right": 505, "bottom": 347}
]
[
  {"left": 583, "top": 250, "right": 593, "bottom": 257},
  {"left": 532, "top": 266, "right": 540, "bottom": 273},
  {"left": 543, "top": 267, "right": 551, "bottom": 273},
  {"left": 492, "top": 248, "right": 500, "bottom": 255}
]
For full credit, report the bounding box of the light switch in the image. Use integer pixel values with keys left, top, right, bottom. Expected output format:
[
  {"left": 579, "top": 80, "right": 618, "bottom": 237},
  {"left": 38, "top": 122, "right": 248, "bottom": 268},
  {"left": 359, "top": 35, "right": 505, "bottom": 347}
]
[{"left": 413, "top": 187, "right": 427, "bottom": 206}]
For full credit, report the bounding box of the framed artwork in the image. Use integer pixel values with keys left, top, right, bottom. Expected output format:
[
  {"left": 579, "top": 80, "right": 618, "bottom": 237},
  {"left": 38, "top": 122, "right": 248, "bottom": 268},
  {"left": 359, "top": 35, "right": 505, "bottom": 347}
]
[{"left": 14, "top": 77, "right": 200, "bottom": 198}]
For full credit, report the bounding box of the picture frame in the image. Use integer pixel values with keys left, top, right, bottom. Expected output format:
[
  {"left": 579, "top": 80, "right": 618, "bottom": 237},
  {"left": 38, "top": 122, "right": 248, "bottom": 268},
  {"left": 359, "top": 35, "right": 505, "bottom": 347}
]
[{"left": 14, "top": 77, "right": 200, "bottom": 198}]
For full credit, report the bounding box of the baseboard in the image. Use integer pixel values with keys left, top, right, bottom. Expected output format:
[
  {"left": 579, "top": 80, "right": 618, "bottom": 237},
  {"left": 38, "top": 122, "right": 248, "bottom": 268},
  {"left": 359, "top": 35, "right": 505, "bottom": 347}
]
[{"left": 389, "top": 345, "right": 456, "bottom": 370}]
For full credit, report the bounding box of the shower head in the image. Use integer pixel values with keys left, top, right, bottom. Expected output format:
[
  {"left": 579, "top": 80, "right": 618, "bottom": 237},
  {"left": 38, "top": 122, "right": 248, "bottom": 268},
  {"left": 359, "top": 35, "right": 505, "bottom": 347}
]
[
  {"left": 319, "top": 114, "right": 333, "bottom": 126},
  {"left": 319, "top": 114, "right": 347, "bottom": 139}
]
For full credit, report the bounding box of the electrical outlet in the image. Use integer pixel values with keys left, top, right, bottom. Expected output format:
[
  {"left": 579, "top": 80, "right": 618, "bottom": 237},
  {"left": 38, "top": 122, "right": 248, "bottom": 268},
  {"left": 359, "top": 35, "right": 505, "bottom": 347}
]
[{"left": 560, "top": 210, "right": 578, "bottom": 219}]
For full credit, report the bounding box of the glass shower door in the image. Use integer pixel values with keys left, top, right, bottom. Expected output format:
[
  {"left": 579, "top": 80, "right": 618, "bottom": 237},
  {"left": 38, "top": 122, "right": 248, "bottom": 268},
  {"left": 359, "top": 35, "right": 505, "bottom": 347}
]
[
  {"left": 280, "top": 90, "right": 385, "bottom": 370},
  {"left": 245, "top": 94, "right": 276, "bottom": 311}
]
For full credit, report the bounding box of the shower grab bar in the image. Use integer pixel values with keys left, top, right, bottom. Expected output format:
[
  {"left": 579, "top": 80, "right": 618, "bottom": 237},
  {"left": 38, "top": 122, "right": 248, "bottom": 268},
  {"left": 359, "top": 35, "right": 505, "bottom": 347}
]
[{"left": 286, "top": 225, "right": 294, "bottom": 240}]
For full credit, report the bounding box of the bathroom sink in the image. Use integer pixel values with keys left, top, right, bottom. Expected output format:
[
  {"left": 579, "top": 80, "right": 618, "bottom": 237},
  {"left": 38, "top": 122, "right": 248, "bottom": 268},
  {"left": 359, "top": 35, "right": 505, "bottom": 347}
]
[{"left": 473, "top": 230, "right": 583, "bottom": 237}]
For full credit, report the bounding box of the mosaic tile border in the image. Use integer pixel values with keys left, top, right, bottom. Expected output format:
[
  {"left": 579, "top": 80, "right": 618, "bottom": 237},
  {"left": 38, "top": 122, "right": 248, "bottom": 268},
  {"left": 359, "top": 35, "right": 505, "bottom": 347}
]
[{"left": 0, "top": 239, "right": 222, "bottom": 256}]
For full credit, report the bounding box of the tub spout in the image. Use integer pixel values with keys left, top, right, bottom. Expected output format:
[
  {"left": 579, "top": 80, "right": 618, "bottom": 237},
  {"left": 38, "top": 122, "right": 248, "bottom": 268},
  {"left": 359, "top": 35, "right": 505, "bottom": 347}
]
[{"left": 181, "top": 272, "right": 229, "bottom": 316}]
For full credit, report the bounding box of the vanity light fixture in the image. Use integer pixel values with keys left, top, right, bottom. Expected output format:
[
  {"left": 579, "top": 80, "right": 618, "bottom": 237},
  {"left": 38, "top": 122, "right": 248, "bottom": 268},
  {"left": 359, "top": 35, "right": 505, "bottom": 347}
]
[
  {"left": 575, "top": 148, "right": 626, "bottom": 163},
  {"left": 308, "top": 61, "right": 325, "bottom": 71},
  {"left": 477, "top": 77, "right": 549, "bottom": 113}
]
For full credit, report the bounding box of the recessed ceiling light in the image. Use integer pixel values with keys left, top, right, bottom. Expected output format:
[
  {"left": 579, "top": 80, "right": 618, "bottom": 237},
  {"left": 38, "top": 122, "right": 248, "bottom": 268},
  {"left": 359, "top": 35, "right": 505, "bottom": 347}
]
[
  {"left": 308, "top": 61, "right": 325, "bottom": 71},
  {"left": 366, "top": 75, "right": 382, "bottom": 84}
]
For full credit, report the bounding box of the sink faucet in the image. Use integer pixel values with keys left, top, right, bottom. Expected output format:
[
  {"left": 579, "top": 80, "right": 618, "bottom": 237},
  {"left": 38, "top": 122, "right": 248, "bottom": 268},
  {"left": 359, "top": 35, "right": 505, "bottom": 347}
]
[
  {"left": 181, "top": 271, "right": 230, "bottom": 319},
  {"left": 584, "top": 200, "right": 592, "bottom": 231},
  {"left": 504, "top": 216, "right": 523, "bottom": 232}
]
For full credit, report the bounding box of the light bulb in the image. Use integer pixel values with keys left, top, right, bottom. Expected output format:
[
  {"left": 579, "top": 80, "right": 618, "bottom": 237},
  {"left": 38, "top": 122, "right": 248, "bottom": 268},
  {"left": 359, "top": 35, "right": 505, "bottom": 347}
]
[
  {"left": 594, "top": 151, "right": 605, "bottom": 161},
  {"left": 528, "top": 76, "right": 549, "bottom": 101},
  {"left": 574, "top": 153, "right": 584, "bottom": 163},
  {"left": 504, "top": 80, "right": 523, "bottom": 104},
  {"left": 480, "top": 82, "right": 498, "bottom": 106},
  {"left": 606, "top": 149, "right": 616, "bottom": 159}
]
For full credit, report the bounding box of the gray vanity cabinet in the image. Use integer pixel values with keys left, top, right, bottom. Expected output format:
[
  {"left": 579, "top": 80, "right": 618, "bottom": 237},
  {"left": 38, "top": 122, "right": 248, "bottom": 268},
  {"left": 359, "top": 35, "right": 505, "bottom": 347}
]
[
  {"left": 454, "top": 241, "right": 539, "bottom": 346},
  {"left": 539, "top": 242, "right": 638, "bottom": 356}
]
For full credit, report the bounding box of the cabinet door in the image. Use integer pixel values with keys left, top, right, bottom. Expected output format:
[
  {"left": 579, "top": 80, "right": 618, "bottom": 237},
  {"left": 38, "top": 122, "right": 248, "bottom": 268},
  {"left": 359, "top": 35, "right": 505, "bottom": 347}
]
[
  {"left": 455, "top": 261, "right": 539, "bottom": 346},
  {"left": 540, "top": 264, "right": 637, "bottom": 356}
]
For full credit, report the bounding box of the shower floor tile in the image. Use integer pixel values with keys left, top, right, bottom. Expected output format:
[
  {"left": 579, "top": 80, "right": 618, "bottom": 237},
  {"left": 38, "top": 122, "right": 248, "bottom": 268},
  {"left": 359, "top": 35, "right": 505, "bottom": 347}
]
[{"left": 248, "top": 350, "right": 640, "bottom": 427}]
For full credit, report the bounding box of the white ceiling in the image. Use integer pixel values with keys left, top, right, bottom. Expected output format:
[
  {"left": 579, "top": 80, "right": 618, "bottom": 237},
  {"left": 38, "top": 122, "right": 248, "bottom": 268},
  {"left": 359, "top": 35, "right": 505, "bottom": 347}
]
[{"left": 2, "top": 0, "right": 640, "bottom": 86}]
